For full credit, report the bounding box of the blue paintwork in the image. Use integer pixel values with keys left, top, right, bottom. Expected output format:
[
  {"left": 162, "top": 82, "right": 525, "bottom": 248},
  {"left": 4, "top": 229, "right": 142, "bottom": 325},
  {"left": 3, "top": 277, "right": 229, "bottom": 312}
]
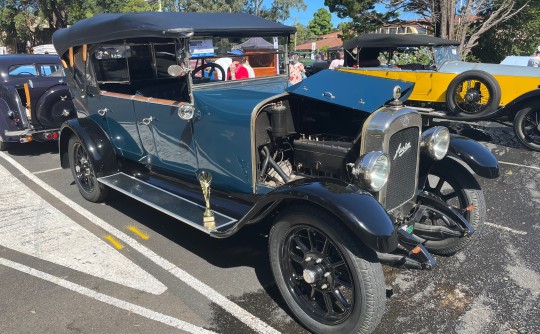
[
  {"left": 286, "top": 69, "right": 414, "bottom": 112},
  {"left": 192, "top": 78, "right": 287, "bottom": 193}
]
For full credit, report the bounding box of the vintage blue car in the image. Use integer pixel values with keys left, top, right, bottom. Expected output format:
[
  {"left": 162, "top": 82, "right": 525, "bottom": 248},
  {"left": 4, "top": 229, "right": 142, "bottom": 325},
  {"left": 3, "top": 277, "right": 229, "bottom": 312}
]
[
  {"left": 53, "top": 12, "right": 499, "bottom": 334},
  {"left": 0, "top": 54, "right": 74, "bottom": 150}
]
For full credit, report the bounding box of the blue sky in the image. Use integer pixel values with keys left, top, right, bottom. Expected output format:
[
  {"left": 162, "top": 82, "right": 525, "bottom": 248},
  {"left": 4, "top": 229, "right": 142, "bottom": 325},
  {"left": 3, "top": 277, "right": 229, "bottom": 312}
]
[
  {"left": 282, "top": 0, "right": 345, "bottom": 27},
  {"left": 279, "top": 0, "right": 417, "bottom": 28}
]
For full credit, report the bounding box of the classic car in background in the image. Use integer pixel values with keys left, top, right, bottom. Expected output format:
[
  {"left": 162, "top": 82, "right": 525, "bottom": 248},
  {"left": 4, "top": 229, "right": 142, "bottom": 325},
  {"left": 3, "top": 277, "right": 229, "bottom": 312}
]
[
  {"left": 53, "top": 12, "right": 499, "bottom": 334},
  {"left": 340, "top": 34, "right": 540, "bottom": 151},
  {"left": 0, "top": 54, "right": 74, "bottom": 151}
]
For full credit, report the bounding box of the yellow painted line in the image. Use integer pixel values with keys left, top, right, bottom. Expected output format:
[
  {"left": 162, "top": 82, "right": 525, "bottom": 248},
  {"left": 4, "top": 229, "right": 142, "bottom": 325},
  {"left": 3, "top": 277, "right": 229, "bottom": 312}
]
[
  {"left": 105, "top": 235, "right": 124, "bottom": 250},
  {"left": 128, "top": 226, "right": 149, "bottom": 240}
]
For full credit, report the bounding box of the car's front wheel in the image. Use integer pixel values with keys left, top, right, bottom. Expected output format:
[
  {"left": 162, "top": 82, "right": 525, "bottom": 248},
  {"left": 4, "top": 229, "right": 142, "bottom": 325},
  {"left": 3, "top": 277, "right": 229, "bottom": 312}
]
[
  {"left": 513, "top": 101, "right": 540, "bottom": 151},
  {"left": 446, "top": 70, "right": 501, "bottom": 118},
  {"left": 68, "top": 136, "right": 109, "bottom": 202},
  {"left": 269, "top": 205, "right": 385, "bottom": 334},
  {"left": 417, "top": 159, "right": 485, "bottom": 255}
]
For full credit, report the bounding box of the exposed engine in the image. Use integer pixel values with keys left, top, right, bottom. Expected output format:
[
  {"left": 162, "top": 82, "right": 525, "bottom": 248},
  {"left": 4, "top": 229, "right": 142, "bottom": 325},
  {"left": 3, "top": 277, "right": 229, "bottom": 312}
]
[{"left": 255, "top": 98, "right": 365, "bottom": 187}]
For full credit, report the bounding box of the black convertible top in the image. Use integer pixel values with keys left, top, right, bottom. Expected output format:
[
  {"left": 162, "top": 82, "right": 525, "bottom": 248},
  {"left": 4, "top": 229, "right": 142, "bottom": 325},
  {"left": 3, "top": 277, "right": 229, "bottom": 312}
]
[
  {"left": 343, "top": 34, "right": 460, "bottom": 50},
  {"left": 53, "top": 12, "right": 296, "bottom": 56}
]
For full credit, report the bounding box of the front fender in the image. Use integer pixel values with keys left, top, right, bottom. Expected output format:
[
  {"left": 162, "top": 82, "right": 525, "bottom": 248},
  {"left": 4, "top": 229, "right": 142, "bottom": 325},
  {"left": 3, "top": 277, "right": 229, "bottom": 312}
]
[
  {"left": 446, "top": 134, "right": 499, "bottom": 178},
  {"left": 501, "top": 89, "right": 540, "bottom": 119},
  {"left": 59, "top": 117, "right": 118, "bottom": 176},
  {"left": 212, "top": 178, "right": 398, "bottom": 253}
]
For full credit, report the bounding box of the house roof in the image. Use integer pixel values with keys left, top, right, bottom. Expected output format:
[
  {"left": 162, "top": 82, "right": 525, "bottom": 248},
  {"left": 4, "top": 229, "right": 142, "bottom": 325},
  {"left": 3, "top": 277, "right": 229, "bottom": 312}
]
[{"left": 295, "top": 31, "right": 343, "bottom": 51}]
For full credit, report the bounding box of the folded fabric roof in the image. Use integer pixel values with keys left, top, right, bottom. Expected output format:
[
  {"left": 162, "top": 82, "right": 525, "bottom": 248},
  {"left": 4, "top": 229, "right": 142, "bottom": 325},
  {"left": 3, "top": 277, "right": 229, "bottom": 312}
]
[{"left": 53, "top": 12, "right": 296, "bottom": 56}]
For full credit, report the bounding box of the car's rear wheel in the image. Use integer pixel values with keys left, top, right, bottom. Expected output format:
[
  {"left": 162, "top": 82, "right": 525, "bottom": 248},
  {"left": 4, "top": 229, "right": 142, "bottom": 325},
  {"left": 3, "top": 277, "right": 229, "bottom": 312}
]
[
  {"left": 269, "top": 205, "right": 385, "bottom": 334},
  {"left": 513, "top": 101, "right": 540, "bottom": 151},
  {"left": 68, "top": 136, "right": 109, "bottom": 202},
  {"left": 446, "top": 70, "right": 501, "bottom": 118}
]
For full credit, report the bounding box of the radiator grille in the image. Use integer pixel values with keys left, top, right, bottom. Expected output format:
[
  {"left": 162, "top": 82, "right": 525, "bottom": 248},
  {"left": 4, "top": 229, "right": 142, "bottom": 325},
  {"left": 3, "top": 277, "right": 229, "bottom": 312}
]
[{"left": 385, "top": 127, "right": 419, "bottom": 210}]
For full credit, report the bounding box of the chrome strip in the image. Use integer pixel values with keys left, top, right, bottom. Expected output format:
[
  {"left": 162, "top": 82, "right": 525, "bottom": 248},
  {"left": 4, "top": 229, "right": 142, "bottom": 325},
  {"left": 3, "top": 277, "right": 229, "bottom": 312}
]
[{"left": 360, "top": 106, "right": 422, "bottom": 209}]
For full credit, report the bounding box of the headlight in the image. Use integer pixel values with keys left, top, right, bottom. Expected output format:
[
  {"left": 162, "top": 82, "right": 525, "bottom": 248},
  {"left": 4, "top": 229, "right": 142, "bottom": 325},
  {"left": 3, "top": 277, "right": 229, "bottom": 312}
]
[
  {"left": 352, "top": 151, "right": 390, "bottom": 192},
  {"left": 421, "top": 126, "right": 450, "bottom": 160}
]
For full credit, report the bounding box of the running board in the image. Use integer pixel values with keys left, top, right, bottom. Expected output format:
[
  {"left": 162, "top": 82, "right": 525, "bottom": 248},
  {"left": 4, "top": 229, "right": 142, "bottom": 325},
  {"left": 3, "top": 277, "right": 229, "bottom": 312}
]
[{"left": 98, "top": 173, "right": 237, "bottom": 234}]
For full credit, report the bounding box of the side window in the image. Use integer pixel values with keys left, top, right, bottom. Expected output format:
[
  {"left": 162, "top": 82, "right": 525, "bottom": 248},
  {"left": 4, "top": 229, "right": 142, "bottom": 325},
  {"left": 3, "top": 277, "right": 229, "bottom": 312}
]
[
  {"left": 155, "top": 43, "right": 178, "bottom": 78},
  {"left": 128, "top": 45, "right": 153, "bottom": 80},
  {"left": 39, "top": 64, "right": 64, "bottom": 77},
  {"left": 8, "top": 64, "right": 37, "bottom": 78},
  {"left": 92, "top": 45, "right": 130, "bottom": 82}
]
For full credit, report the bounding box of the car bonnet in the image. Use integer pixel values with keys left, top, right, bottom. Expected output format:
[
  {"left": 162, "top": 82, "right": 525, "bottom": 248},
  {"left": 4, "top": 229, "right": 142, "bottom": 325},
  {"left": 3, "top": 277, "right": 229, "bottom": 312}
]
[{"left": 286, "top": 70, "right": 414, "bottom": 113}]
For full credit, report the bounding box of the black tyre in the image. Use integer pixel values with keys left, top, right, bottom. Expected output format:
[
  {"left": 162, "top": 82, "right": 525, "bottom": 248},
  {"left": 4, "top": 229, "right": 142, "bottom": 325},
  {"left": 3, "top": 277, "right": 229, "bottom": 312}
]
[
  {"left": 68, "top": 136, "right": 109, "bottom": 202},
  {"left": 35, "top": 87, "right": 73, "bottom": 128},
  {"left": 513, "top": 101, "right": 540, "bottom": 151},
  {"left": 269, "top": 205, "right": 385, "bottom": 334},
  {"left": 446, "top": 70, "right": 501, "bottom": 117},
  {"left": 418, "top": 159, "right": 485, "bottom": 255}
]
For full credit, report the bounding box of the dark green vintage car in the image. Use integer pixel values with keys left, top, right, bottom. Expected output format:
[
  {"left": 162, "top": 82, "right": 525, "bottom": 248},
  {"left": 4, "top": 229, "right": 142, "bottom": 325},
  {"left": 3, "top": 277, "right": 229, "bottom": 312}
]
[{"left": 53, "top": 12, "right": 499, "bottom": 334}]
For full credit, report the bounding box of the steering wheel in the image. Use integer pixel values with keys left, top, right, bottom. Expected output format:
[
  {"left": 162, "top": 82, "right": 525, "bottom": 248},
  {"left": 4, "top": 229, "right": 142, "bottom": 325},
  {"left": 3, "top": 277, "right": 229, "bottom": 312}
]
[
  {"left": 16, "top": 71, "right": 34, "bottom": 76},
  {"left": 192, "top": 63, "right": 226, "bottom": 81}
]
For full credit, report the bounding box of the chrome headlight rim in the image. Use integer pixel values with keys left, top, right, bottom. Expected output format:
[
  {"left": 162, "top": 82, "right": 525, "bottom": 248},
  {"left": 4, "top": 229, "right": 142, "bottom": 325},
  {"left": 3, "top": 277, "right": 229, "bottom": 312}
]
[
  {"left": 354, "top": 151, "right": 390, "bottom": 192},
  {"left": 421, "top": 126, "right": 450, "bottom": 160}
]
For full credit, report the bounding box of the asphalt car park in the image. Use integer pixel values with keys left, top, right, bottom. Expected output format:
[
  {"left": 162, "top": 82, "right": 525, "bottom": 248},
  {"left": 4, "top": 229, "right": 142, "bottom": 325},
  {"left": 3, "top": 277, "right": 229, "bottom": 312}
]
[{"left": 0, "top": 120, "right": 538, "bottom": 334}]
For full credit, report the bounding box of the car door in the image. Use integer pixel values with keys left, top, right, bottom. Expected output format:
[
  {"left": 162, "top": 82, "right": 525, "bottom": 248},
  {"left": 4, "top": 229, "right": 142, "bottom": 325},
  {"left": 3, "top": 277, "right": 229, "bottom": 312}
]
[
  {"left": 132, "top": 97, "right": 197, "bottom": 175},
  {"left": 88, "top": 92, "right": 145, "bottom": 160}
]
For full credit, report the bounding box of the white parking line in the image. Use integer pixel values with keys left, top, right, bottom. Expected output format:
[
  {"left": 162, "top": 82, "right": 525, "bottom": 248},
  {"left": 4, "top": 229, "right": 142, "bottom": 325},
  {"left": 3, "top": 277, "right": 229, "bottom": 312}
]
[
  {"left": 0, "top": 164, "right": 166, "bottom": 295},
  {"left": 33, "top": 167, "right": 63, "bottom": 175},
  {"left": 0, "top": 152, "right": 280, "bottom": 334},
  {"left": 499, "top": 161, "right": 540, "bottom": 171},
  {"left": 485, "top": 222, "right": 528, "bottom": 235},
  {"left": 0, "top": 258, "right": 216, "bottom": 334}
]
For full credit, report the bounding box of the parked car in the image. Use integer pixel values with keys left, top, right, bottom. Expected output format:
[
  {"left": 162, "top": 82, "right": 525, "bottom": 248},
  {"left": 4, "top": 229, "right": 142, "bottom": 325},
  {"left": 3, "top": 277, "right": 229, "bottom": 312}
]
[
  {"left": 53, "top": 12, "right": 499, "bottom": 334},
  {"left": 340, "top": 34, "right": 540, "bottom": 151},
  {"left": 0, "top": 54, "right": 74, "bottom": 150}
]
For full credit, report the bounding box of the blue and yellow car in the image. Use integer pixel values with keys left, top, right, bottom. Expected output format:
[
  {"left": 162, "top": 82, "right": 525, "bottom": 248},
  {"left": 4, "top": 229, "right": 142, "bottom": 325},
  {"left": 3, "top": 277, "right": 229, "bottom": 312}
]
[{"left": 340, "top": 34, "right": 540, "bottom": 151}]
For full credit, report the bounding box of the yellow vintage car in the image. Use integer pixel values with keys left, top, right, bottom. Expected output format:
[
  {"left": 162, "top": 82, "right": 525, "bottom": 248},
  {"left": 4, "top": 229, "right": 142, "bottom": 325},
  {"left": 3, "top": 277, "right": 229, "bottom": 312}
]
[{"left": 339, "top": 34, "right": 540, "bottom": 151}]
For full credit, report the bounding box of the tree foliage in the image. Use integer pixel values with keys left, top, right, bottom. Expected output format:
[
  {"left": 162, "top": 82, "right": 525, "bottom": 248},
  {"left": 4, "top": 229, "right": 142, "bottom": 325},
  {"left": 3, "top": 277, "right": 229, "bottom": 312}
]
[
  {"left": 325, "top": 0, "right": 531, "bottom": 58},
  {"left": 0, "top": 0, "right": 304, "bottom": 52},
  {"left": 324, "top": 0, "right": 397, "bottom": 34},
  {"left": 474, "top": 0, "right": 540, "bottom": 62},
  {"left": 307, "top": 8, "right": 333, "bottom": 36}
]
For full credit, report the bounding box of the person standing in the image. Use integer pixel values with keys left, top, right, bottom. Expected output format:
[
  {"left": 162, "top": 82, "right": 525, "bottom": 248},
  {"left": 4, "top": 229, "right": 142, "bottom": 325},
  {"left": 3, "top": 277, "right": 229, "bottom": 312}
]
[
  {"left": 289, "top": 54, "right": 306, "bottom": 85},
  {"left": 528, "top": 50, "right": 540, "bottom": 67},
  {"left": 329, "top": 51, "right": 344, "bottom": 69}
]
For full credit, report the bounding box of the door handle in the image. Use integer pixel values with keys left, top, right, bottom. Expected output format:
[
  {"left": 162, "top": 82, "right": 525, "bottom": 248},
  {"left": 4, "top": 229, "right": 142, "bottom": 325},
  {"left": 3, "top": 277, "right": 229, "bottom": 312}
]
[
  {"left": 97, "top": 108, "right": 109, "bottom": 116},
  {"left": 322, "top": 92, "right": 335, "bottom": 99},
  {"left": 141, "top": 116, "right": 154, "bottom": 126}
]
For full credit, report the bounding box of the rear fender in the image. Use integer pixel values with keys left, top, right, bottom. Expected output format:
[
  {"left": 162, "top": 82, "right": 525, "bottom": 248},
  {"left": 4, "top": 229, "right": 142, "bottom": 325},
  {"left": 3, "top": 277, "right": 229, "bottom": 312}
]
[
  {"left": 211, "top": 178, "right": 398, "bottom": 253},
  {"left": 59, "top": 118, "right": 118, "bottom": 176}
]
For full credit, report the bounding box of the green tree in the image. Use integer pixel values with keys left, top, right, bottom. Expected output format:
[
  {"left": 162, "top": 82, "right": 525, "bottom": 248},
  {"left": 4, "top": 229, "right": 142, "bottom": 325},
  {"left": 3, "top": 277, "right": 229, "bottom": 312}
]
[
  {"left": 474, "top": 0, "right": 540, "bottom": 62},
  {"left": 244, "top": 0, "right": 306, "bottom": 22},
  {"left": 324, "top": 0, "right": 397, "bottom": 34},
  {"left": 308, "top": 8, "right": 333, "bottom": 36}
]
